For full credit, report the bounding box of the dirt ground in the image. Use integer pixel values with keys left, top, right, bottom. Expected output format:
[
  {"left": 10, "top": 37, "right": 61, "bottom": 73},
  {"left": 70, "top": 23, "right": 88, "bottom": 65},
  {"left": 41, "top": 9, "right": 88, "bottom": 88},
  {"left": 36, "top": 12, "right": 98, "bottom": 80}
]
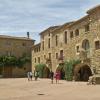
[{"left": 0, "top": 78, "right": 100, "bottom": 100}]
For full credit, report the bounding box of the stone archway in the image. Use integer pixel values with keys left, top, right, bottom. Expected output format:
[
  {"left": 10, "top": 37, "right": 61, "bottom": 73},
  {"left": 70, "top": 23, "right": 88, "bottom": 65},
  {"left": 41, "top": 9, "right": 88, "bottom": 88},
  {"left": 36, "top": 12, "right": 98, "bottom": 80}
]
[
  {"left": 56, "top": 63, "right": 65, "bottom": 80},
  {"left": 43, "top": 67, "right": 50, "bottom": 78},
  {"left": 74, "top": 63, "right": 92, "bottom": 81}
]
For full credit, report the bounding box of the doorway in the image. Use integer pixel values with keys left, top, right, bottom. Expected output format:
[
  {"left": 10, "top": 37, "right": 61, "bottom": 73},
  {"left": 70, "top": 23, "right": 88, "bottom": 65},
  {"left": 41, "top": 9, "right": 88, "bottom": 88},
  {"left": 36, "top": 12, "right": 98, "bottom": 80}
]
[{"left": 74, "top": 64, "right": 92, "bottom": 81}]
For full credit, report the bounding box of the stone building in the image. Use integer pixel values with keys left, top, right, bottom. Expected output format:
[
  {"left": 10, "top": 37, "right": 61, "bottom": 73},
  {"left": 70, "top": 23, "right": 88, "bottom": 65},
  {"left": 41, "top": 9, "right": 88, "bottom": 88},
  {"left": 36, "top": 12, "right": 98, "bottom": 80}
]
[
  {"left": 0, "top": 34, "right": 35, "bottom": 77},
  {"left": 32, "top": 26, "right": 60, "bottom": 71},
  {"left": 32, "top": 5, "right": 100, "bottom": 73}
]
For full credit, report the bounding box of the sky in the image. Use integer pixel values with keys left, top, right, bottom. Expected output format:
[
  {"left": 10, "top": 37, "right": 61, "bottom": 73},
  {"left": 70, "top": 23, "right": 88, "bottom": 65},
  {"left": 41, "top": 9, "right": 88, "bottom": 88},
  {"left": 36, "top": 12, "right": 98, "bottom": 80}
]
[{"left": 0, "top": 0, "right": 100, "bottom": 43}]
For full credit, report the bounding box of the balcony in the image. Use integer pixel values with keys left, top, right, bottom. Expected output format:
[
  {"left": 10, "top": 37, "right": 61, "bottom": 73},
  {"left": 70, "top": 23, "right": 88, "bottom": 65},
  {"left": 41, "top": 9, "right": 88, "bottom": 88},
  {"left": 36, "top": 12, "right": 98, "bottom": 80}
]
[{"left": 58, "top": 56, "right": 64, "bottom": 60}]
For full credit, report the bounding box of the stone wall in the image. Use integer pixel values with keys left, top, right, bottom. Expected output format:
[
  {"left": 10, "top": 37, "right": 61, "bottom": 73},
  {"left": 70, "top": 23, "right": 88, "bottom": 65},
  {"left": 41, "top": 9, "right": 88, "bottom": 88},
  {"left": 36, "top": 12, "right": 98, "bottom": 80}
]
[
  {"left": 0, "top": 36, "right": 34, "bottom": 77},
  {"left": 32, "top": 5, "right": 100, "bottom": 72}
]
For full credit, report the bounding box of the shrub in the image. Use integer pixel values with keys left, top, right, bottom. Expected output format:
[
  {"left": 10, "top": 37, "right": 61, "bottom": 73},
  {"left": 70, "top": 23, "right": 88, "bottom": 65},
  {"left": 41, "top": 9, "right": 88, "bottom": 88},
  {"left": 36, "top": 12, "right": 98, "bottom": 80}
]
[
  {"left": 35, "top": 63, "right": 46, "bottom": 78},
  {"left": 64, "top": 59, "right": 81, "bottom": 81},
  {"left": 0, "top": 55, "right": 30, "bottom": 68}
]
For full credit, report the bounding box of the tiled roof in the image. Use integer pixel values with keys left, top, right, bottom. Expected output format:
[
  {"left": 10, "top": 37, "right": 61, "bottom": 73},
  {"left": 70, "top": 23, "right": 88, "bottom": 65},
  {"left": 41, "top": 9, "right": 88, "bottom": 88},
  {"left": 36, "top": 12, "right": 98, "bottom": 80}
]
[
  {"left": 0, "top": 35, "right": 35, "bottom": 41},
  {"left": 51, "top": 21, "right": 74, "bottom": 33},
  {"left": 67, "top": 15, "right": 89, "bottom": 28},
  {"left": 39, "top": 26, "right": 60, "bottom": 35},
  {"left": 87, "top": 4, "right": 100, "bottom": 14}
]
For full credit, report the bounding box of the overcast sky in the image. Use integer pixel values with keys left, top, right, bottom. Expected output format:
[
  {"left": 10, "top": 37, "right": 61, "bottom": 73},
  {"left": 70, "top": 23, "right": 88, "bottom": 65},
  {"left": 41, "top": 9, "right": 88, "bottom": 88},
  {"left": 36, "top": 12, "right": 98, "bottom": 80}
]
[{"left": 0, "top": 0, "right": 100, "bottom": 43}]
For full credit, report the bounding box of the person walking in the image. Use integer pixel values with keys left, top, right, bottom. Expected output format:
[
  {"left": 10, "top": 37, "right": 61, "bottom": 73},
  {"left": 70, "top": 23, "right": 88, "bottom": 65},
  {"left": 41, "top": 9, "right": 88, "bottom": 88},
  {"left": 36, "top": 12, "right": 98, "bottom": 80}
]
[
  {"left": 27, "top": 72, "right": 30, "bottom": 81},
  {"left": 55, "top": 71, "right": 60, "bottom": 84},
  {"left": 27, "top": 71, "right": 33, "bottom": 81},
  {"left": 34, "top": 70, "right": 39, "bottom": 81},
  {"left": 50, "top": 71, "right": 54, "bottom": 84},
  {"left": 29, "top": 72, "right": 33, "bottom": 81}
]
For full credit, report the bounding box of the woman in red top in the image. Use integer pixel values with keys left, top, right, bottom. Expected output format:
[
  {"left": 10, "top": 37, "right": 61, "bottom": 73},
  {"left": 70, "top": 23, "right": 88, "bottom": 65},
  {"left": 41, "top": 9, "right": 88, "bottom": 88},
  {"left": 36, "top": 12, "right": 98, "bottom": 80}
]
[{"left": 55, "top": 71, "right": 60, "bottom": 84}]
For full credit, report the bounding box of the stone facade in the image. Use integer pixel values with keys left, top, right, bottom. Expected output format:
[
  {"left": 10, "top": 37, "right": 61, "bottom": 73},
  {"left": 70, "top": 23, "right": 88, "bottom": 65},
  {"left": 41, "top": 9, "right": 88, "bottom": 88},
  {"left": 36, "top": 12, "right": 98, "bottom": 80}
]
[
  {"left": 32, "top": 5, "right": 100, "bottom": 72},
  {"left": 0, "top": 35, "right": 35, "bottom": 77}
]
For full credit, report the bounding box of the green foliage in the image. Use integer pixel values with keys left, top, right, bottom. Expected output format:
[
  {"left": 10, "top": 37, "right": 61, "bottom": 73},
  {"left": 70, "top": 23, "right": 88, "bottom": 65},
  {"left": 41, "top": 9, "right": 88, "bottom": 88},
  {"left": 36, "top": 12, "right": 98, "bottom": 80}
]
[
  {"left": 0, "top": 55, "right": 30, "bottom": 68},
  {"left": 35, "top": 63, "right": 46, "bottom": 78},
  {"left": 16, "top": 55, "right": 30, "bottom": 67},
  {"left": 0, "top": 56, "right": 17, "bottom": 66},
  {"left": 64, "top": 59, "right": 81, "bottom": 81},
  {"left": 57, "top": 64, "right": 63, "bottom": 71}
]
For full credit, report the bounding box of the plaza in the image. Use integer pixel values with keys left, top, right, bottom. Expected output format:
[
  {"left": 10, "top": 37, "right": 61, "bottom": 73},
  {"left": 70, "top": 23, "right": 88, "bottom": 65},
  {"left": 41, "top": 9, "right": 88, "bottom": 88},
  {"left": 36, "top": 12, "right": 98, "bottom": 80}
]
[
  {"left": 0, "top": 78, "right": 100, "bottom": 100},
  {"left": 0, "top": 3, "right": 100, "bottom": 100}
]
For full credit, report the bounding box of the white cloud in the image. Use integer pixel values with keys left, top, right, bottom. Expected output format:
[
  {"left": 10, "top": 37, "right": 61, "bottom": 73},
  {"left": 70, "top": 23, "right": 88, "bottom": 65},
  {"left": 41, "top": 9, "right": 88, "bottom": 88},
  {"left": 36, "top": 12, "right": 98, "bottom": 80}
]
[{"left": 0, "top": 0, "right": 100, "bottom": 43}]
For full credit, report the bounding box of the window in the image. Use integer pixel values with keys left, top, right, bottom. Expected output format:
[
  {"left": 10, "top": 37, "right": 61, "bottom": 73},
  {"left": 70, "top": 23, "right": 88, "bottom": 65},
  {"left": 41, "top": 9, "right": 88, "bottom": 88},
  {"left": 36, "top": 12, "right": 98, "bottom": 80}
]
[
  {"left": 38, "top": 57, "right": 40, "bottom": 63},
  {"left": 48, "top": 53, "right": 51, "bottom": 60},
  {"left": 37, "top": 48, "right": 38, "bottom": 52},
  {"left": 44, "top": 55, "right": 46, "bottom": 59},
  {"left": 76, "top": 46, "right": 80, "bottom": 53},
  {"left": 59, "top": 50, "right": 63, "bottom": 60},
  {"left": 70, "top": 31, "right": 74, "bottom": 38},
  {"left": 6, "top": 41, "right": 11, "bottom": 46},
  {"left": 42, "top": 41, "right": 44, "bottom": 50},
  {"left": 56, "top": 35, "right": 58, "bottom": 46},
  {"left": 22, "top": 43, "right": 26, "bottom": 46},
  {"left": 95, "top": 41, "right": 100, "bottom": 50},
  {"left": 0, "top": 67, "right": 2, "bottom": 74},
  {"left": 23, "top": 53, "right": 26, "bottom": 56},
  {"left": 34, "top": 48, "right": 36, "bottom": 53},
  {"left": 6, "top": 51, "right": 12, "bottom": 56},
  {"left": 85, "top": 24, "right": 90, "bottom": 32},
  {"left": 56, "top": 53, "right": 58, "bottom": 59},
  {"left": 48, "top": 38, "right": 50, "bottom": 48},
  {"left": 82, "top": 39, "right": 90, "bottom": 51},
  {"left": 42, "top": 35, "right": 44, "bottom": 40},
  {"left": 49, "top": 32, "right": 50, "bottom": 36},
  {"left": 35, "top": 58, "right": 36, "bottom": 63},
  {"left": 75, "top": 29, "right": 79, "bottom": 36},
  {"left": 38, "top": 47, "right": 40, "bottom": 52},
  {"left": 64, "top": 31, "right": 67, "bottom": 44}
]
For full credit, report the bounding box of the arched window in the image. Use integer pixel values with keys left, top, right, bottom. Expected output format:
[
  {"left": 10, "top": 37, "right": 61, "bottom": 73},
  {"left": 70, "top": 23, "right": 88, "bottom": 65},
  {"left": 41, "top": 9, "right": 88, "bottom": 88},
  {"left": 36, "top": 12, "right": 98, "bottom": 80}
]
[
  {"left": 82, "top": 39, "right": 90, "bottom": 51},
  {"left": 75, "top": 29, "right": 79, "bottom": 36}
]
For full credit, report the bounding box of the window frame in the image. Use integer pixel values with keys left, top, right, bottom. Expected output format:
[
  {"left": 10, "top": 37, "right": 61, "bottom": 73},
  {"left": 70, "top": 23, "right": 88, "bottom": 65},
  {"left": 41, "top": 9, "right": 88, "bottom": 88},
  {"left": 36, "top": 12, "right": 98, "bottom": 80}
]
[
  {"left": 64, "top": 31, "right": 67, "bottom": 44},
  {"left": 75, "top": 29, "right": 79, "bottom": 36},
  {"left": 85, "top": 24, "right": 90, "bottom": 32},
  {"left": 56, "top": 35, "right": 58, "bottom": 46},
  {"left": 70, "top": 31, "right": 74, "bottom": 38},
  {"left": 95, "top": 41, "right": 100, "bottom": 50}
]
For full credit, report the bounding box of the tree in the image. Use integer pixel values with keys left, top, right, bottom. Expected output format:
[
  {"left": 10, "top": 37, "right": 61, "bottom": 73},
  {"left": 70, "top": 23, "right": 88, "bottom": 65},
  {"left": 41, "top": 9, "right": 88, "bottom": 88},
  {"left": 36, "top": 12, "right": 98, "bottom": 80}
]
[
  {"left": 64, "top": 59, "right": 81, "bottom": 81},
  {"left": 0, "top": 55, "right": 30, "bottom": 68},
  {"left": 35, "top": 64, "right": 47, "bottom": 78}
]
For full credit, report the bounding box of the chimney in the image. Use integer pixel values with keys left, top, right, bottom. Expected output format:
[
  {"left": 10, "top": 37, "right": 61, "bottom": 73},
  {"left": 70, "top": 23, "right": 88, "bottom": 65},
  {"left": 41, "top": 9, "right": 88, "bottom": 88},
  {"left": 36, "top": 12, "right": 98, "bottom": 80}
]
[{"left": 27, "top": 32, "right": 30, "bottom": 38}]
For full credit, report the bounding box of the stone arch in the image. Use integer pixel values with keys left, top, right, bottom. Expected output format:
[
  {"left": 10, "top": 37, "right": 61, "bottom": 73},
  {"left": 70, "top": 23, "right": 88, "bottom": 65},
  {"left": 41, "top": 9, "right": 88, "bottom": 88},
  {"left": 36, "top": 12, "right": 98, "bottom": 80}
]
[
  {"left": 73, "top": 63, "right": 92, "bottom": 81},
  {"left": 43, "top": 66, "right": 50, "bottom": 78},
  {"left": 56, "top": 63, "right": 65, "bottom": 79}
]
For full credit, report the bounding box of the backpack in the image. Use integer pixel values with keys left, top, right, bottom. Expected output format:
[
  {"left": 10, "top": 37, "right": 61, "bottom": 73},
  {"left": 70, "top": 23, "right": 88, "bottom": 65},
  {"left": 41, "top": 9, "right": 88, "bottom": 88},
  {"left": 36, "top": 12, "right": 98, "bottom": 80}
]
[
  {"left": 29, "top": 72, "right": 33, "bottom": 76},
  {"left": 34, "top": 71, "right": 38, "bottom": 77}
]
